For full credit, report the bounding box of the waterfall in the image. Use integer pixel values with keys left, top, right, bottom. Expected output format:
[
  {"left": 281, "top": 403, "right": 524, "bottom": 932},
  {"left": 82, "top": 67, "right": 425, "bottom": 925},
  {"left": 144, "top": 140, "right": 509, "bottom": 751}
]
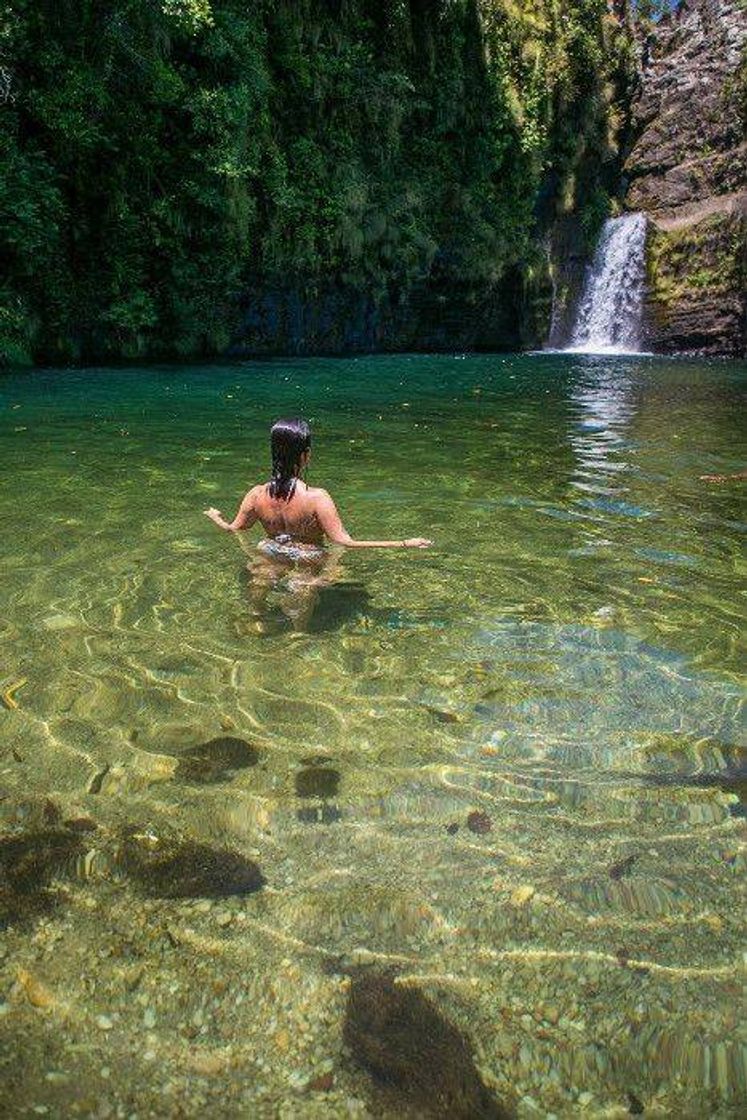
[{"left": 566, "top": 213, "right": 648, "bottom": 354}]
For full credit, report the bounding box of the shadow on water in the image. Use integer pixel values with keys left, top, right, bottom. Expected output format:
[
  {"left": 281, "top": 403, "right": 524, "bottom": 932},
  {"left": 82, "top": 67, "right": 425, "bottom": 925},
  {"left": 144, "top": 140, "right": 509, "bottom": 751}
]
[
  {"left": 241, "top": 578, "right": 445, "bottom": 637},
  {"left": 304, "top": 581, "right": 373, "bottom": 633}
]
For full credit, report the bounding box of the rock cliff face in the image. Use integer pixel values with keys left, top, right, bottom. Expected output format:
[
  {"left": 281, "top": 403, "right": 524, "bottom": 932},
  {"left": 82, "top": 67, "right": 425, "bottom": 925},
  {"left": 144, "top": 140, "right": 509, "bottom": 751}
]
[{"left": 625, "top": 0, "right": 746, "bottom": 356}]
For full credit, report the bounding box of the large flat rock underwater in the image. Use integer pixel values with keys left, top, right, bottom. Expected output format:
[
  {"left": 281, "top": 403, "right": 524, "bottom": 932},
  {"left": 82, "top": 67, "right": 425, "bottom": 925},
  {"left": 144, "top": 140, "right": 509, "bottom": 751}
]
[{"left": 456, "top": 619, "right": 745, "bottom": 776}]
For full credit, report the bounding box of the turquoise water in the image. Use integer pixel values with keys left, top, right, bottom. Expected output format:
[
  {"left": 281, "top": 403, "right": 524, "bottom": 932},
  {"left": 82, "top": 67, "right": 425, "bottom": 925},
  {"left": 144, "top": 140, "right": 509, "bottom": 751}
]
[{"left": 0, "top": 352, "right": 745, "bottom": 1117}]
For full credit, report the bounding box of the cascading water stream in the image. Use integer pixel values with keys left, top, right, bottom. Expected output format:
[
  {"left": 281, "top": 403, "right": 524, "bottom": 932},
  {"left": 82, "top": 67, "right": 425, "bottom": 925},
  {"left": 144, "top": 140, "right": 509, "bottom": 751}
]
[{"left": 566, "top": 212, "right": 648, "bottom": 354}]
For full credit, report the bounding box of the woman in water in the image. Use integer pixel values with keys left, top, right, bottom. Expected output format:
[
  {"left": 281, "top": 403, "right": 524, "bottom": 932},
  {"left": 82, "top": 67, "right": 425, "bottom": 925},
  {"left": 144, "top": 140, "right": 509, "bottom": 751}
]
[{"left": 204, "top": 417, "right": 432, "bottom": 552}]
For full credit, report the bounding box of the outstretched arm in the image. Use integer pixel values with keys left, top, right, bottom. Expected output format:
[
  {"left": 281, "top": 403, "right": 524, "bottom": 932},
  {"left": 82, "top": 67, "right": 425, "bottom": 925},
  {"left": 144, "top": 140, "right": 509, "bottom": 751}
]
[
  {"left": 315, "top": 490, "right": 431, "bottom": 549},
  {"left": 204, "top": 488, "right": 259, "bottom": 532}
]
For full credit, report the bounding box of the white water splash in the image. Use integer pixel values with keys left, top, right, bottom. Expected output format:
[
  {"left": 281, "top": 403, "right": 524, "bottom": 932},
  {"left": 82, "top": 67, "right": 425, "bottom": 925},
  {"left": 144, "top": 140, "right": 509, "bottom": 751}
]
[{"left": 566, "top": 213, "right": 648, "bottom": 354}]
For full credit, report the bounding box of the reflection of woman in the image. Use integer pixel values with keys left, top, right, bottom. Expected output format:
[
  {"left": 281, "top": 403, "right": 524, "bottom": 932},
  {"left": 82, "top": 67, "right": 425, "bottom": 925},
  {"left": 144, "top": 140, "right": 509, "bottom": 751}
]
[
  {"left": 204, "top": 417, "right": 432, "bottom": 550},
  {"left": 238, "top": 543, "right": 342, "bottom": 633}
]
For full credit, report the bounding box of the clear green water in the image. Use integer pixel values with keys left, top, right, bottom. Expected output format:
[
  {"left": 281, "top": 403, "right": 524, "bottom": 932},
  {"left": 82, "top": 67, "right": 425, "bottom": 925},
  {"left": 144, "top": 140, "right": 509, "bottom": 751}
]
[{"left": 0, "top": 352, "right": 745, "bottom": 1117}]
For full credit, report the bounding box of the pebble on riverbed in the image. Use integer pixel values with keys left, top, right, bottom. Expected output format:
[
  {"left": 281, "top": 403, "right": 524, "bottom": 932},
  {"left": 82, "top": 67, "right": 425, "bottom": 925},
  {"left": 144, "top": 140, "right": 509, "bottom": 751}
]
[
  {"left": 117, "top": 827, "right": 265, "bottom": 899},
  {"left": 306, "top": 1071, "right": 334, "bottom": 1093},
  {"left": 17, "top": 969, "right": 56, "bottom": 1009},
  {"left": 343, "top": 971, "right": 508, "bottom": 1119}
]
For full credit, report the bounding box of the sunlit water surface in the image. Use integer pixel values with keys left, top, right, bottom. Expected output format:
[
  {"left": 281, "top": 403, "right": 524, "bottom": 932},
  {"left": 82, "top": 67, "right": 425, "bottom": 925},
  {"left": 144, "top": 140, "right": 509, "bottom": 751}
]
[{"left": 0, "top": 353, "right": 745, "bottom": 1117}]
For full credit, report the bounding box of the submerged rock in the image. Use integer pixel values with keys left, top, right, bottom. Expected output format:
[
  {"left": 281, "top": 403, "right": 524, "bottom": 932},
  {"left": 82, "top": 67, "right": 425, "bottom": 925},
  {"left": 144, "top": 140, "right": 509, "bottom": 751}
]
[
  {"left": 0, "top": 827, "right": 84, "bottom": 927},
  {"left": 423, "top": 704, "right": 461, "bottom": 725},
  {"left": 63, "top": 816, "right": 98, "bottom": 833},
  {"left": 174, "top": 736, "right": 259, "bottom": 784},
  {"left": 17, "top": 968, "right": 56, "bottom": 1009},
  {"left": 118, "top": 828, "right": 265, "bottom": 899},
  {"left": 343, "top": 971, "right": 507, "bottom": 1119},
  {"left": 295, "top": 766, "right": 340, "bottom": 799},
  {"left": 306, "top": 1071, "right": 334, "bottom": 1093}
]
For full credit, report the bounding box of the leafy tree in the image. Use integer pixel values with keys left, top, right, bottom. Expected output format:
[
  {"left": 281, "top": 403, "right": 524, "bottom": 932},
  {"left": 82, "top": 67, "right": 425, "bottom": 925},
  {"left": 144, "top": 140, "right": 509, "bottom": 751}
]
[{"left": 0, "top": 1, "right": 627, "bottom": 364}]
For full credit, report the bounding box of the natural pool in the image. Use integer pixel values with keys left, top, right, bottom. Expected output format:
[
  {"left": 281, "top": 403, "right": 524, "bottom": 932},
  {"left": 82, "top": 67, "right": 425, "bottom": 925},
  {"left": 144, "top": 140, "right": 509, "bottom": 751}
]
[{"left": 0, "top": 352, "right": 745, "bottom": 1118}]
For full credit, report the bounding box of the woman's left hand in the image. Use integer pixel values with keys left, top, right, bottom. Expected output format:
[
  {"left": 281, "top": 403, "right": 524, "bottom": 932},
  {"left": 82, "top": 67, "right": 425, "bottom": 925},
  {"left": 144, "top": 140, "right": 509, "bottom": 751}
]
[{"left": 204, "top": 507, "right": 224, "bottom": 523}]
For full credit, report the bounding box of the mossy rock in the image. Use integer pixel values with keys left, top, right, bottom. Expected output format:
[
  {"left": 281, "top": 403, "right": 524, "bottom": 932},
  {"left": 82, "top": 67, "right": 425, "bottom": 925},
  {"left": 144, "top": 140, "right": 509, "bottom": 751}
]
[
  {"left": 644, "top": 210, "right": 745, "bottom": 354},
  {"left": 646, "top": 213, "right": 742, "bottom": 305}
]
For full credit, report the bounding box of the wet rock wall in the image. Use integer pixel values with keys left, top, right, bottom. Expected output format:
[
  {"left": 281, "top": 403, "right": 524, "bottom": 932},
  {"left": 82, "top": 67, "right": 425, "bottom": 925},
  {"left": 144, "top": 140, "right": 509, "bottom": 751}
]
[{"left": 626, "top": 0, "right": 747, "bottom": 356}]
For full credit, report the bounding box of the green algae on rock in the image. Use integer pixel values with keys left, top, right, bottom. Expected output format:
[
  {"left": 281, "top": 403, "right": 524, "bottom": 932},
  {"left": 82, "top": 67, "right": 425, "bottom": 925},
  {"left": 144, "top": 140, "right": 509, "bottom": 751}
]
[
  {"left": 343, "top": 971, "right": 508, "bottom": 1119},
  {"left": 117, "top": 828, "right": 265, "bottom": 899}
]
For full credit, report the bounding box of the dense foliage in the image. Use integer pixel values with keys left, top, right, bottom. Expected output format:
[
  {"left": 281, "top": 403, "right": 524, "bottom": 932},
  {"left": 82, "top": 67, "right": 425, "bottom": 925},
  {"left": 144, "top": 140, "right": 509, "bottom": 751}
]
[{"left": 0, "top": 1, "right": 630, "bottom": 364}]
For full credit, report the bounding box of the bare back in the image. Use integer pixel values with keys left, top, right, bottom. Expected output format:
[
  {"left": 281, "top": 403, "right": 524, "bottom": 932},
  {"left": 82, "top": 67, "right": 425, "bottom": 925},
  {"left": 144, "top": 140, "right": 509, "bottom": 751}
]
[
  {"left": 206, "top": 477, "right": 431, "bottom": 549},
  {"left": 246, "top": 482, "right": 326, "bottom": 544}
]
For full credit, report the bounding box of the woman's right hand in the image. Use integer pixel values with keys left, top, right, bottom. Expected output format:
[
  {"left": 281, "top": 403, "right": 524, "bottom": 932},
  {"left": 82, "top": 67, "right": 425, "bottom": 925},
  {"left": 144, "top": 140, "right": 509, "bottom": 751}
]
[{"left": 403, "top": 537, "right": 432, "bottom": 548}]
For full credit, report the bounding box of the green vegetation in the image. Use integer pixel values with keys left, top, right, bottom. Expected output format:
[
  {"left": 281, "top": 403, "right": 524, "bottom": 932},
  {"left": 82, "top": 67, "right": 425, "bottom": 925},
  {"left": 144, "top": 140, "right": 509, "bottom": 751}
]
[
  {"left": 0, "top": 1, "right": 628, "bottom": 364},
  {"left": 646, "top": 213, "right": 743, "bottom": 309}
]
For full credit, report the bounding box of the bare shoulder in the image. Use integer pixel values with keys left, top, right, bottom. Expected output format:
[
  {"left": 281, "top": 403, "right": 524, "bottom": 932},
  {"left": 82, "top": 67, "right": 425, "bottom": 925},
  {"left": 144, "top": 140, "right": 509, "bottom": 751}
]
[
  {"left": 243, "top": 484, "right": 264, "bottom": 506},
  {"left": 308, "top": 486, "right": 334, "bottom": 505}
]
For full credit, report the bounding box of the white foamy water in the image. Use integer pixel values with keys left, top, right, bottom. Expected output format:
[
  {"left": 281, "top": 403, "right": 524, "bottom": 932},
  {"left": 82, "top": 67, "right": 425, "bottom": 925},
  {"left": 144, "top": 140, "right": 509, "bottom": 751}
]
[{"left": 566, "top": 212, "right": 648, "bottom": 354}]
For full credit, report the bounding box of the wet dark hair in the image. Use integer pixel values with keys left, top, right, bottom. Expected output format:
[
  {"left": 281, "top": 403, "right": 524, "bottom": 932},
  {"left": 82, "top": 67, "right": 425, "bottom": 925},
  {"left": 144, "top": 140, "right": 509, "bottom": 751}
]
[{"left": 268, "top": 417, "right": 311, "bottom": 500}]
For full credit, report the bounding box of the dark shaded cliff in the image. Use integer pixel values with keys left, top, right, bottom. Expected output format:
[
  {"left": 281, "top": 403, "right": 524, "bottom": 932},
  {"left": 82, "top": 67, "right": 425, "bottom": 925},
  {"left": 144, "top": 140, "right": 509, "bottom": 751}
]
[
  {"left": 6, "top": 2, "right": 737, "bottom": 363},
  {"left": 626, "top": 0, "right": 746, "bottom": 356}
]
